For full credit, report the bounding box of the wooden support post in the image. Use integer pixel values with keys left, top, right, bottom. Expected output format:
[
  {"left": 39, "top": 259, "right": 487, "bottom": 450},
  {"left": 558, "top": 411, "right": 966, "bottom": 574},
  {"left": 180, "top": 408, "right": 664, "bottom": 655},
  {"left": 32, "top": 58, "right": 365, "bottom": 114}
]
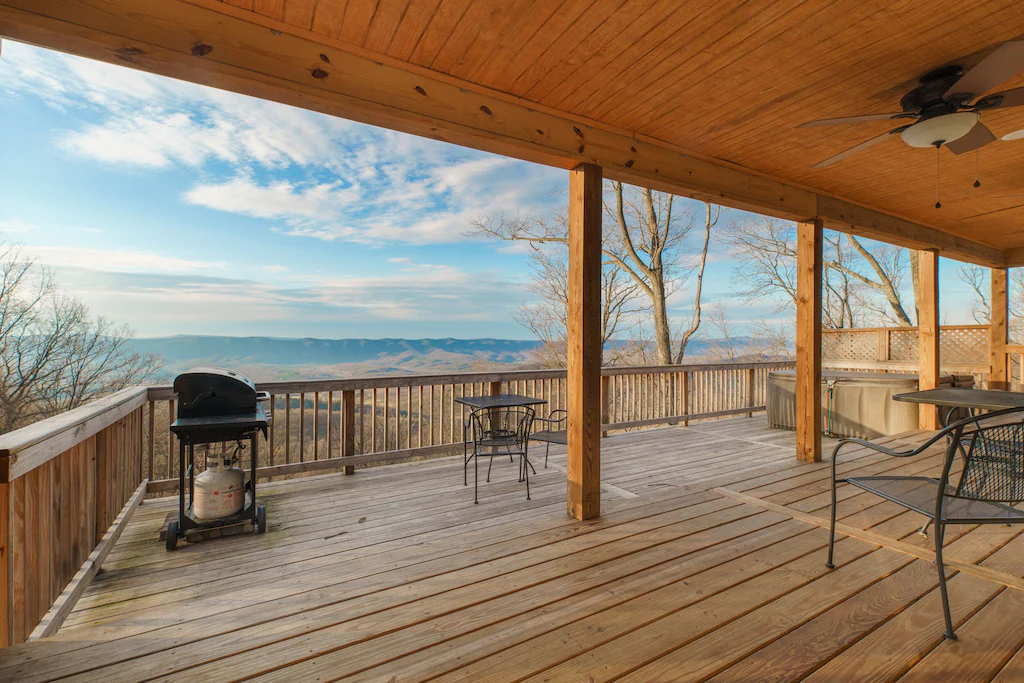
[
  {"left": 342, "top": 390, "right": 355, "bottom": 475},
  {"left": 566, "top": 163, "right": 602, "bottom": 521},
  {"left": 0, "top": 481, "right": 9, "bottom": 648},
  {"left": 918, "top": 249, "right": 940, "bottom": 430},
  {"left": 795, "top": 219, "right": 823, "bottom": 462},
  {"left": 990, "top": 267, "right": 1009, "bottom": 387}
]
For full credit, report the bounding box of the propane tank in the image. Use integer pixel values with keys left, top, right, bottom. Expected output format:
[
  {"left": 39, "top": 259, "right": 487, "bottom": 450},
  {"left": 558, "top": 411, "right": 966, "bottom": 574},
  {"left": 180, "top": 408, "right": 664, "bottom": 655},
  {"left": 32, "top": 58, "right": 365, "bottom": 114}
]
[{"left": 193, "top": 450, "right": 245, "bottom": 520}]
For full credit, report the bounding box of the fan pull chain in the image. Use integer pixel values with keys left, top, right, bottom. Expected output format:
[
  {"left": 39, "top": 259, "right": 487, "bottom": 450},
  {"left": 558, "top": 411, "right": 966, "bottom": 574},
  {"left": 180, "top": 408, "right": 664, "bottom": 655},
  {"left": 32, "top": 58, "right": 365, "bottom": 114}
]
[
  {"left": 934, "top": 143, "right": 941, "bottom": 209},
  {"left": 974, "top": 144, "right": 981, "bottom": 188}
]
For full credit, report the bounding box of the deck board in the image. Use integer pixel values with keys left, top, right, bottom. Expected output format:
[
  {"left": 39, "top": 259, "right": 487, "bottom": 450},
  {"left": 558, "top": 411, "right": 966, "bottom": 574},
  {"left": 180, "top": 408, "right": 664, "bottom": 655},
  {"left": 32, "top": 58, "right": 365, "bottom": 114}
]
[{"left": 2, "top": 418, "right": 1022, "bottom": 682}]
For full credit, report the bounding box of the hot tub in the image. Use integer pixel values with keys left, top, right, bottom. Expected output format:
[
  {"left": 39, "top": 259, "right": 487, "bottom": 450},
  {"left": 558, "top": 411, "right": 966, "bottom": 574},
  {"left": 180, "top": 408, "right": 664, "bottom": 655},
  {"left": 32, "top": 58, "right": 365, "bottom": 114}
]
[{"left": 766, "top": 370, "right": 974, "bottom": 439}]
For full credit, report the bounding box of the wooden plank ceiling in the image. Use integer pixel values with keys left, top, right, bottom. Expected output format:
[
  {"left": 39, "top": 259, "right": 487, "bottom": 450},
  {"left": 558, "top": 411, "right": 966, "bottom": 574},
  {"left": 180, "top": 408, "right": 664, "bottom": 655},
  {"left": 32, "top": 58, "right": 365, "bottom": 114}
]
[{"left": 219, "top": 0, "right": 1024, "bottom": 251}]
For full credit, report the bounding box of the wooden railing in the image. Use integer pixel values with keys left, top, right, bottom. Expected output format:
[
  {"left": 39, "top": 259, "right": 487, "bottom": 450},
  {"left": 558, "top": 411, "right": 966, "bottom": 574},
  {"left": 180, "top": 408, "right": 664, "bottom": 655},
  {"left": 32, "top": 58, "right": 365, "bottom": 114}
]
[
  {"left": 0, "top": 359, "right": 793, "bottom": 645},
  {"left": 0, "top": 387, "right": 148, "bottom": 646},
  {"left": 143, "top": 361, "right": 795, "bottom": 491},
  {"left": 1006, "top": 345, "right": 1024, "bottom": 385}
]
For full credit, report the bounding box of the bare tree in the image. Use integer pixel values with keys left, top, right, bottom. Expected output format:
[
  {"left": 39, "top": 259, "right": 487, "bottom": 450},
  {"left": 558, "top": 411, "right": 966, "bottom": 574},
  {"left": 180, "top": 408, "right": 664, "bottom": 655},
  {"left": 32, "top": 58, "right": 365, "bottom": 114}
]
[
  {"left": 469, "top": 182, "right": 717, "bottom": 366},
  {"left": 0, "top": 242, "right": 162, "bottom": 433},
  {"left": 957, "top": 264, "right": 1024, "bottom": 341},
  {"left": 725, "top": 217, "right": 915, "bottom": 328},
  {"left": 957, "top": 263, "right": 993, "bottom": 324},
  {"left": 512, "top": 236, "right": 638, "bottom": 367}
]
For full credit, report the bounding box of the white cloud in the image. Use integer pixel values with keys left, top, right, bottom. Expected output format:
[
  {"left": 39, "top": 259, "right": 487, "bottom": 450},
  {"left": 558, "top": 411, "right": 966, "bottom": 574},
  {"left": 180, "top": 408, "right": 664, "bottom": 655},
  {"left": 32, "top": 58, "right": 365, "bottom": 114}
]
[
  {"left": 22, "top": 246, "right": 225, "bottom": 274},
  {"left": 0, "top": 218, "right": 36, "bottom": 234},
  {"left": 46, "top": 259, "right": 528, "bottom": 336},
  {"left": 184, "top": 177, "right": 360, "bottom": 220},
  {"left": 2, "top": 40, "right": 567, "bottom": 247}
]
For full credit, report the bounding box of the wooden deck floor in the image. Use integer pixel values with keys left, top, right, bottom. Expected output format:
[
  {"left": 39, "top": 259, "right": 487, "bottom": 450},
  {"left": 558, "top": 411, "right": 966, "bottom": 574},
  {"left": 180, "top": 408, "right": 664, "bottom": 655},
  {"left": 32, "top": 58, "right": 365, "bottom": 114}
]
[{"left": 3, "top": 418, "right": 1024, "bottom": 682}]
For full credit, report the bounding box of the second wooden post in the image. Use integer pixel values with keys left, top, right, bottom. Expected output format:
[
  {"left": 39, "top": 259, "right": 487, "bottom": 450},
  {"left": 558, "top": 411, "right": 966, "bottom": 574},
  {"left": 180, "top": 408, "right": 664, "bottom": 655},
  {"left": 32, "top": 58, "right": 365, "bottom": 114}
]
[
  {"left": 566, "top": 163, "right": 603, "bottom": 521},
  {"left": 917, "top": 250, "right": 940, "bottom": 430}
]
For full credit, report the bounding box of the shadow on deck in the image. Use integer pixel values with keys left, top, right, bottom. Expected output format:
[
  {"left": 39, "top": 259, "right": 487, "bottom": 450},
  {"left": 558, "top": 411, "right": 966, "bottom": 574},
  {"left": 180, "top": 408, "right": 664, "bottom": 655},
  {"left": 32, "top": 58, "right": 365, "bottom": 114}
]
[{"left": 3, "top": 418, "right": 1024, "bottom": 682}]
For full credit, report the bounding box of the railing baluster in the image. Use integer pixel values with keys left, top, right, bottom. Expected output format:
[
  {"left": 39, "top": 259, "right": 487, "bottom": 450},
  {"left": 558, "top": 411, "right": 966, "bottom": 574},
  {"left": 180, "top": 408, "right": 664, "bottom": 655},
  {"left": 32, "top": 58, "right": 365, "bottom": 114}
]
[{"left": 285, "top": 394, "right": 291, "bottom": 464}]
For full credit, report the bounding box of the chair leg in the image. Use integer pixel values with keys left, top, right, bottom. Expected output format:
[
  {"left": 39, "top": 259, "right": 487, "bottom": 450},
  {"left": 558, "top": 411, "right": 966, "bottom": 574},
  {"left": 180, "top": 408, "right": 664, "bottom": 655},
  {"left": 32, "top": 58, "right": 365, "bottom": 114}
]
[
  {"left": 487, "top": 454, "right": 495, "bottom": 482},
  {"left": 474, "top": 450, "right": 479, "bottom": 504},
  {"left": 464, "top": 441, "right": 469, "bottom": 486},
  {"left": 523, "top": 454, "right": 531, "bottom": 500},
  {"left": 935, "top": 522, "right": 957, "bottom": 640},
  {"left": 826, "top": 475, "right": 837, "bottom": 569},
  {"left": 545, "top": 442, "right": 550, "bottom": 468}
]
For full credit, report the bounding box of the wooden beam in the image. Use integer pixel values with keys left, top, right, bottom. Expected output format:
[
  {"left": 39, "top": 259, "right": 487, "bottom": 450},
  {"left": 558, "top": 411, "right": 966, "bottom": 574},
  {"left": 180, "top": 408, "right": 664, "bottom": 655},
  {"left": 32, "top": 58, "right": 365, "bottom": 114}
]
[
  {"left": 816, "top": 196, "right": 1004, "bottom": 268},
  {"left": 1005, "top": 248, "right": 1024, "bottom": 268},
  {"left": 795, "top": 219, "right": 823, "bottom": 463},
  {"left": 566, "top": 163, "right": 602, "bottom": 521},
  {"left": 0, "top": 0, "right": 1006, "bottom": 267},
  {"left": 990, "top": 267, "right": 1009, "bottom": 385},
  {"left": 917, "top": 249, "right": 940, "bottom": 430}
]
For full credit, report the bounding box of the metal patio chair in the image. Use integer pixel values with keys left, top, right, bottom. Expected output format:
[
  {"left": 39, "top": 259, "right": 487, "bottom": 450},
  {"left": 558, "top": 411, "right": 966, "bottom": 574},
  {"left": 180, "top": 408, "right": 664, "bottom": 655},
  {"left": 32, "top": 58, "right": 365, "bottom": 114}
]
[
  {"left": 826, "top": 406, "right": 1024, "bottom": 640},
  {"left": 464, "top": 406, "right": 536, "bottom": 504},
  {"left": 530, "top": 409, "right": 567, "bottom": 468}
]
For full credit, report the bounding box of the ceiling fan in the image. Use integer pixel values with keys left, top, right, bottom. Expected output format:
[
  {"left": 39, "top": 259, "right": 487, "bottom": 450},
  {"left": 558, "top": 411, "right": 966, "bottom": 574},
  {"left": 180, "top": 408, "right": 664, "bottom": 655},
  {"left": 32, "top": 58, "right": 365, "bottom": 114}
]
[{"left": 801, "top": 40, "right": 1024, "bottom": 169}]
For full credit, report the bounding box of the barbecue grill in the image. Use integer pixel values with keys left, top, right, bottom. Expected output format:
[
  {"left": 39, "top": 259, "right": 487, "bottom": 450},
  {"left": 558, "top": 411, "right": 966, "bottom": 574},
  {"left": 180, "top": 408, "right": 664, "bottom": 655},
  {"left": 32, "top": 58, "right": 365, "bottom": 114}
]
[{"left": 167, "top": 367, "right": 269, "bottom": 550}]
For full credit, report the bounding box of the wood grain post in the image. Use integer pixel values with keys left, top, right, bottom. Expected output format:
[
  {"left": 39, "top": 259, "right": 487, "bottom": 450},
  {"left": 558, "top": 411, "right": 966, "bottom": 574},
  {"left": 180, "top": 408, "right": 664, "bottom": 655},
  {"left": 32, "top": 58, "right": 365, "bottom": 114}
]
[
  {"left": 795, "top": 219, "right": 823, "bottom": 462},
  {"left": 342, "top": 390, "right": 355, "bottom": 475},
  {"left": 566, "top": 163, "right": 602, "bottom": 521},
  {"left": 0, "top": 480, "right": 9, "bottom": 648},
  {"left": 990, "top": 267, "right": 1009, "bottom": 386},
  {"left": 918, "top": 249, "right": 940, "bottom": 430}
]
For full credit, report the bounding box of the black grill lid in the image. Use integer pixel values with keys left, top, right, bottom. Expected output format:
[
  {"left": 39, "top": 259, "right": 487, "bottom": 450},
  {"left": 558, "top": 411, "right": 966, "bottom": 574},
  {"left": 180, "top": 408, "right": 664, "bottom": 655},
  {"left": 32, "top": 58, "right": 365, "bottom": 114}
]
[{"left": 174, "top": 367, "right": 260, "bottom": 418}]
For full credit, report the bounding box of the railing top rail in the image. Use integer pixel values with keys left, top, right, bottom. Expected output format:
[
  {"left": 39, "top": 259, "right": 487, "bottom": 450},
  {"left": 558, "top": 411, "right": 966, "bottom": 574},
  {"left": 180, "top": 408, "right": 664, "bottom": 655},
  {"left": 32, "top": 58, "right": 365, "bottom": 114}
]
[
  {"left": 0, "top": 386, "right": 148, "bottom": 482},
  {"left": 145, "top": 360, "right": 797, "bottom": 399},
  {"left": 822, "top": 324, "right": 990, "bottom": 333}
]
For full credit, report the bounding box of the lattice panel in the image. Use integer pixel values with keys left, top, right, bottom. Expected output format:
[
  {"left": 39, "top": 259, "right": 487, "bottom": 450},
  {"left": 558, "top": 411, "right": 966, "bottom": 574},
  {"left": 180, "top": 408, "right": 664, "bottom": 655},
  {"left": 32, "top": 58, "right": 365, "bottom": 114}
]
[
  {"left": 825, "top": 325, "right": 989, "bottom": 365},
  {"left": 821, "top": 329, "right": 878, "bottom": 361},
  {"left": 888, "top": 329, "right": 918, "bottom": 361},
  {"left": 940, "top": 326, "right": 987, "bottom": 362}
]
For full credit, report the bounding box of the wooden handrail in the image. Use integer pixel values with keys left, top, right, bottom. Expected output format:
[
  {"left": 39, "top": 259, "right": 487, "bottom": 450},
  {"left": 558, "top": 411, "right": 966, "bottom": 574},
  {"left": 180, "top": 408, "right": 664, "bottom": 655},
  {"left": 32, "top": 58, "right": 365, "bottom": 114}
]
[
  {"left": 0, "top": 386, "right": 148, "bottom": 482},
  {"left": 141, "top": 360, "right": 796, "bottom": 493},
  {"left": 145, "top": 361, "right": 796, "bottom": 400}
]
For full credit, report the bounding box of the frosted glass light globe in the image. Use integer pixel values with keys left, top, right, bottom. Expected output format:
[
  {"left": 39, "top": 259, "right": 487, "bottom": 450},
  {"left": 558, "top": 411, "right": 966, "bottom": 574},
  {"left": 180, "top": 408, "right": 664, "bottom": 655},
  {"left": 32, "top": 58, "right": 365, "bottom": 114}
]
[{"left": 900, "top": 112, "right": 980, "bottom": 148}]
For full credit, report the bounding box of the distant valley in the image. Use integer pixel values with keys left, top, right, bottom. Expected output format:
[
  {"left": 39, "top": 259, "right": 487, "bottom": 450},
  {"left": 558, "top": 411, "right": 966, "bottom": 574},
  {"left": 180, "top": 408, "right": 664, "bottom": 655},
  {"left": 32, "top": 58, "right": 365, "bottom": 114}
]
[
  {"left": 131, "top": 336, "right": 547, "bottom": 382},
  {"left": 132, "top": 335, "right": 758, "bottom": 383}
]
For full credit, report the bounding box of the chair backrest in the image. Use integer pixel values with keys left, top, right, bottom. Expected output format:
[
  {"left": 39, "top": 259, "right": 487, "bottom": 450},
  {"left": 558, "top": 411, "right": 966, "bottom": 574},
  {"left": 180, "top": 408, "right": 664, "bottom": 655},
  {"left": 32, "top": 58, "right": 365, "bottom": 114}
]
[
  {"left": 469, "top": 406, "right": 535, "bottom": 447},
  {"left": 955, "top": 420, "right": 1024, "bottom": 503}
]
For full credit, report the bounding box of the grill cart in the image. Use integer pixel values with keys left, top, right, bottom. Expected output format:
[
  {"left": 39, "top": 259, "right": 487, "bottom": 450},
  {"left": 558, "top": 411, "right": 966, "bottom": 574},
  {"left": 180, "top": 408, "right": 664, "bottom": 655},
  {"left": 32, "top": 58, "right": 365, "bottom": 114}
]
[{"left": 166, "top": 368, "right": 270, "bottom": 551}]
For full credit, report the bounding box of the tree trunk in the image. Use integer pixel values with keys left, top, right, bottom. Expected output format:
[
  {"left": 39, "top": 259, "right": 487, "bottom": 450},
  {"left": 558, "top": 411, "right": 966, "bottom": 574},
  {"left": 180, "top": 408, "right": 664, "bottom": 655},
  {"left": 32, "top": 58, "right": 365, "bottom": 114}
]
[{"left": 651, "top": 290, "right": 673, "bottom": 365}]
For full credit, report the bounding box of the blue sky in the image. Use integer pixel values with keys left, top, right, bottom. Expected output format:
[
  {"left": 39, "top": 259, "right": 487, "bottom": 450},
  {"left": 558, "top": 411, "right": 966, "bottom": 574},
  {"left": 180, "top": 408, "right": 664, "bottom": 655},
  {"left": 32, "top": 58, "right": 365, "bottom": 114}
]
[{"left": 0, "top": 41, "right": 986, "bottom": 340}]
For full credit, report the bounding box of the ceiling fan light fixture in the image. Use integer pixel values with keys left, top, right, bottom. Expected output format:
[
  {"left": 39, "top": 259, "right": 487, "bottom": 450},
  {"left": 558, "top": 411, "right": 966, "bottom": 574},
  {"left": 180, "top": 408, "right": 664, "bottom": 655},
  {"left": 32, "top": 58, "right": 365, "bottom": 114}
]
[
  {"left": 1002, "top": 128, "right": 1024, "bottom": 141},
  {"left": 900, "top": 112, "right": 980, "bottom": 148}
]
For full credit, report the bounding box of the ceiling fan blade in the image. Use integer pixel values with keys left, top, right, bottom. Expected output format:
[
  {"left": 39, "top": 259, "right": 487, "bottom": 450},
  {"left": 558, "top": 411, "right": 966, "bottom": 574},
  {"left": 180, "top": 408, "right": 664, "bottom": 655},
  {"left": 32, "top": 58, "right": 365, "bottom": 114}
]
[
  {"left": 812, "top": 129, "right": 900, "bottom": 168},
  {"left": 945, "top": 122, "right": 997, "bottom": 155},
  {"left": 799, "top": 112, "right": 906, "bottom": 128},
  {"left": 945, "top": 40, "right": 1024, "bottom": 100},
  {"left": 973, "top": 86, "right": 1024, "bottom": 110}
]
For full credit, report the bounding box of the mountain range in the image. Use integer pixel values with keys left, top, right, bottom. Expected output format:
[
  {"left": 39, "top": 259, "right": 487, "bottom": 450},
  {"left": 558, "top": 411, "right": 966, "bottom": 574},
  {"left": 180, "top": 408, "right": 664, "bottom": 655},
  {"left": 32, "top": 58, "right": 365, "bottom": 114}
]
[{"left": 131, "top": 335, "right": 757, "bottom": 382}]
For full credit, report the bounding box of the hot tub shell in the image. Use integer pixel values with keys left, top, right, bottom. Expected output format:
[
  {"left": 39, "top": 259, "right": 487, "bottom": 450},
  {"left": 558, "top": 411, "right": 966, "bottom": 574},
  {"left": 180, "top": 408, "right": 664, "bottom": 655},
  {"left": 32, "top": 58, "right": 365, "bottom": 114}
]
[{"left": 766, "top": 370, "right": 974, "bottom": 439}]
